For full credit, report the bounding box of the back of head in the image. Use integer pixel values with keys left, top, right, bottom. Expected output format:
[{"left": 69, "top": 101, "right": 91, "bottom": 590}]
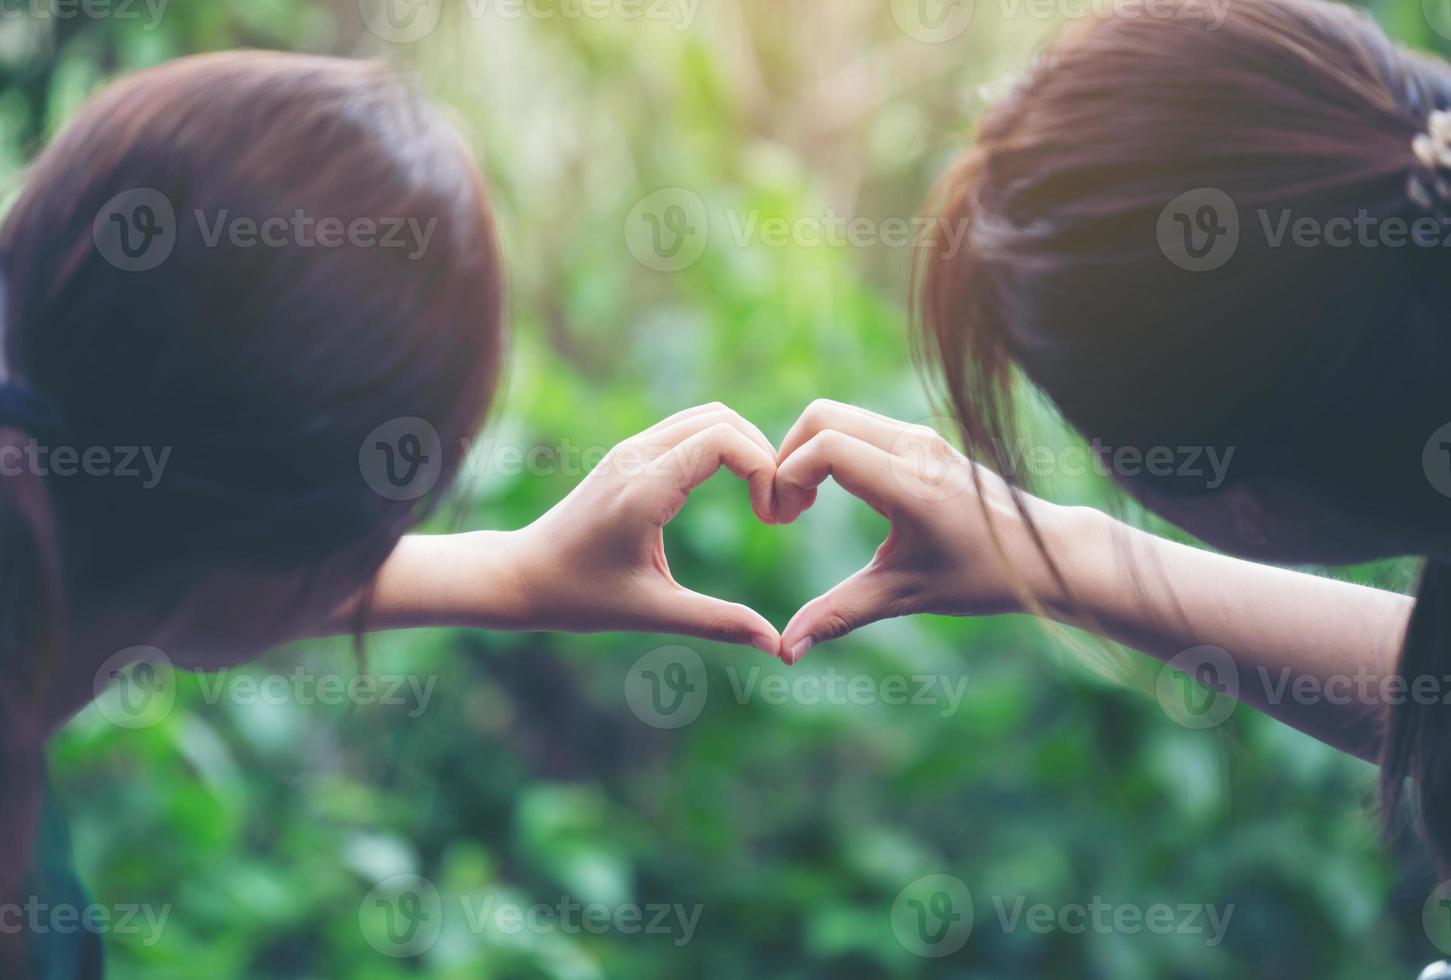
[
  {"left": 1, "top": 51, "right": 505, "bottom": 591},
  {"left": 0, "top": 51, "right": 505, "bottom": 966},
  {"left": 920, "top": 0, "right": 1451, "bottom": 511},
  {"left": 916, "top": 0, "right": 1451, "bottom": 870}
]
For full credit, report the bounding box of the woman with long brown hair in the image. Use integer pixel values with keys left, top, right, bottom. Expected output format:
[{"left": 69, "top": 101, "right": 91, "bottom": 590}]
[
  {"left": 1, "top": 50, "right": 779, "bottom": 976},
  {"left": 772, "top": 0, "right": 1451, "bottom": 888}
]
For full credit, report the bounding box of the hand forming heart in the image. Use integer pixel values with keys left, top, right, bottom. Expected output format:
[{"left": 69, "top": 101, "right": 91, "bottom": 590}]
[{"left": 511, "top": 400, "right": 1069, "bottom": 662}]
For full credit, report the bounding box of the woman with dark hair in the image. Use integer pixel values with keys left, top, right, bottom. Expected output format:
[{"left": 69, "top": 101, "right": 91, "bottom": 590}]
[
  {"left": 0, "top": 50, "right": 779, "bottom": 976},
  {"left": 772, "top": 0, "right": 1451, "bottom": 878}
]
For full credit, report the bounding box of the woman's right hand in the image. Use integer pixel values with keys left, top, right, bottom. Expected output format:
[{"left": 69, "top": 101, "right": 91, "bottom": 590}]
[{"left": 772, "top": 400, "right": 1081, "bottom": 664}]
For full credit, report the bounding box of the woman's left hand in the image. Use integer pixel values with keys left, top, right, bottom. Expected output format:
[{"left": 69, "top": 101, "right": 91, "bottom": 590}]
[{"left": 496, "top": 403, "right": 783, "bottom": 653}]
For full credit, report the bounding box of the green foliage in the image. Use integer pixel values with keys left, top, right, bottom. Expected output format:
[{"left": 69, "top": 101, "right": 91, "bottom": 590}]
[{"left": 2, "top": 0, "right": 1443, "bottom": 975}]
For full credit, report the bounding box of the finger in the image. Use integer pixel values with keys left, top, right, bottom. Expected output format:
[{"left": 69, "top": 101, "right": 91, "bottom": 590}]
[
  {"left": 773, "top": 429, "right": 899, "bottom": 524},
  {"left": 635, "top": 403, "right": 775, "bottom": 459},
  {"left": 780, "top": 566, "right": 908, "bottom": 664},
  {"left": 642, "top": 585, "right": 781, "bottom": 657},
  {"left": 648, "top": 422, "right": 777, "bottom": 524},
  {"left": 646, "top": 407, "right": 776, "bottom": 462},
  {"left": 634, "top": 401, "right": 724, "bottom": 439},
  {"left": 778, "top": 399, "right": 919, "bottom": 462}
]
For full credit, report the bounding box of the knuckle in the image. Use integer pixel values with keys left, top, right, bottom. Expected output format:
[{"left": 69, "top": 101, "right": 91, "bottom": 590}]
[
  {"left": 815, "top": 608, "right": 858, "bottom": 642},
  {"left": 705, "top": 613, "right": 751, "bottom": 644},
  {"left": 704, "top": 421, "right": 737, "bottom": 442},
  {"left": 804, "top": 398, "right": 835, "bottom": 422},
  {"left": 811, "top": 429, "right": 846, "bottom": 453}
]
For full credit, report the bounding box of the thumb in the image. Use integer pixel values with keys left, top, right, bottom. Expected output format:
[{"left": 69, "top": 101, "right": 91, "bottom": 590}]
[
  {"left": 643, "top": 585, "right": 781, "bottom": 657},
  {"left": 780, "top": 567, "right": 905, "bottom": 665}
]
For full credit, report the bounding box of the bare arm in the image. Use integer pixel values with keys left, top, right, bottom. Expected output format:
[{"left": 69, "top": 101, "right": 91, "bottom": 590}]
[
  {"left": 324, "top": 531, "right": 538, "bottom": 634},
  {"left": 772, "top": 400, "right": 1412, "bottom": 763},
  {"left": 1041, "top": 509, "right": 1409, "bottom": 760},
  {"left": 322, "top": 404, "right": 784, "bottom": 653}
]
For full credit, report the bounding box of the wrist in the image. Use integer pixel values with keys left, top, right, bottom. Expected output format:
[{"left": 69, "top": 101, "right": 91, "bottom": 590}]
[
  {"left": 458, "top": 528, "right": 547, "bottom": 631},
  {"left": 1026, "top": 502, "right": 1117, "bottom": 620},
  {"left": 380, "top": 530, "right": 543, "bottom": 632}
]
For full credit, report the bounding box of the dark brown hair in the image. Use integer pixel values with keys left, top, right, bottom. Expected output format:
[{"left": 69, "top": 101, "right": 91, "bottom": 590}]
[
  {"left": 915, "top": 0, "right": 1451, "bottom": 865},
  {"left": 0, "top": 51, "right": 505, "bottom": 969}
]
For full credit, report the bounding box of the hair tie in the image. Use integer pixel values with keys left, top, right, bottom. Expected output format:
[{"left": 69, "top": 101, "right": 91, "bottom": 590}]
[
  {"left": 1409, "top": 109, "right": 1451, "bottom": 212},
  {"left": 0, "top": 384, "right": 67, "bottom": 444}
]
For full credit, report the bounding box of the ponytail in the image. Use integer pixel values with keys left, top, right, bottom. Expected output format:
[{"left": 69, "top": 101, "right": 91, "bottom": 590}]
[
  {"left": 1383, "top": 560, "right": 1451, "bottom": 872},
  {"left": 0, "top": 291, "right": 71, "bottom": 975}
]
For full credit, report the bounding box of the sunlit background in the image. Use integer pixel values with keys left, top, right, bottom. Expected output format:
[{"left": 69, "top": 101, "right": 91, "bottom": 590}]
[{"left": 2, "top": 0, "right": 1444, "bottom": 975}]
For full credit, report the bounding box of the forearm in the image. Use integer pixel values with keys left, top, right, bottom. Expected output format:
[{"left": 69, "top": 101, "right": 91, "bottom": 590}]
[
  {"left": 1041, "top": 508, "right": 1413, "bottom": 762},
  {"left": 325, "top": 531, "right": 538, "bottom": 635}
]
